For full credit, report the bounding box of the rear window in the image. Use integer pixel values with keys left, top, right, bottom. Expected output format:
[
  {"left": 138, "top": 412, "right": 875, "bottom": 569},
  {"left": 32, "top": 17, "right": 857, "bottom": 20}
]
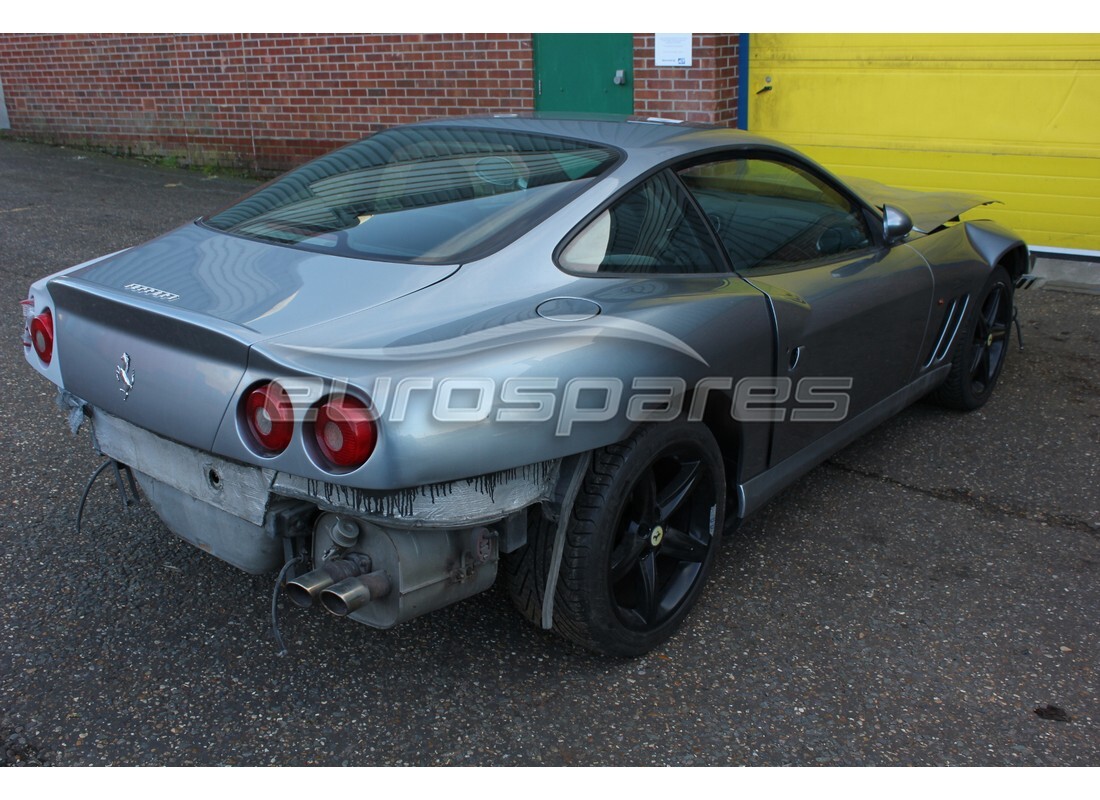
[{"left": 203, "top": 126, "right": 619, "bottom": 264}]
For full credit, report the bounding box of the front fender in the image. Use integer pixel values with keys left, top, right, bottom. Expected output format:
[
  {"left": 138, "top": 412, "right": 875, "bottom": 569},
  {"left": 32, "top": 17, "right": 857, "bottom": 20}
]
[{"left": 964, "top": 220, "right": 1029, "bottom": 280}]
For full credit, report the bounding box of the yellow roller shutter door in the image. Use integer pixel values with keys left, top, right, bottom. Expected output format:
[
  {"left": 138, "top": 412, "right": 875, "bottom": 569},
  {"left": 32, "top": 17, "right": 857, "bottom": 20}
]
[{"left": 748, "top": 34, "right": 1100, "bottom": 254}]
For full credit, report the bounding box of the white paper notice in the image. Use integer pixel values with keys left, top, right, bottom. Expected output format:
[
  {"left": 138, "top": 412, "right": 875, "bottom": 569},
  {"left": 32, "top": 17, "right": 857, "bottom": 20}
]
[{"left": 655, "top": 34, "right": 693, "bottom": 67}]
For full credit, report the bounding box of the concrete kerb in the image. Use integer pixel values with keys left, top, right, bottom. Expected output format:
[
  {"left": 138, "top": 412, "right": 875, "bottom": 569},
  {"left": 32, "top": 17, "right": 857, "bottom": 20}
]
[{"left": 1026, "top": 252, "right": 1100, "bottom": 295}]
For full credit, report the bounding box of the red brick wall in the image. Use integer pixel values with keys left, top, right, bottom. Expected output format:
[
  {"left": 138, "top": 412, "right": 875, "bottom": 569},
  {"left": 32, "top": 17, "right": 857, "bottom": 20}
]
[
  {"left": 633, "top": 34, "right": 739, "bottom": 127},
  {"left": 0, "top": 33, "right": 535, "bottom": 172},
  {"left": 0, "top": 33, "right": 740, "bottom": 173}
]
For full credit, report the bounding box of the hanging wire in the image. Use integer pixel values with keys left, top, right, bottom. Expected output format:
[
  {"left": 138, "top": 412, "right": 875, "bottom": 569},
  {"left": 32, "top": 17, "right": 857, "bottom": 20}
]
[
  {"left": 271, "top": 556, "right": 305, "bottom": 657},
  {"left": 76, "top": 459, "right": 141, "bottom": 535}
]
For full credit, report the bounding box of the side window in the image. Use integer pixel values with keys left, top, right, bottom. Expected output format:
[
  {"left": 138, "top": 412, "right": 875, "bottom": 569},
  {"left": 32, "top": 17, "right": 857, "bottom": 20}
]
[
  {"left": 560, "top": 170, "right": 724, "bottom": 275},
  {"left": 678, "top": 158, "right": 872, "bottom": 272}
]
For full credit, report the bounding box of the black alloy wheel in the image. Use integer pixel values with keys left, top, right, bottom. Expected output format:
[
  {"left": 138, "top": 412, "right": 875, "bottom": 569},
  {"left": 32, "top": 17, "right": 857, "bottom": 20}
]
[
  {"left": 931, "top": 265, "right": 1014, "bottom": 411},
  {"left": 968, "top": 275, "right": 1012, "bottom": 397},
  {"left": 505, "top": 420, "right": 726, "bottom": 657},
  {"left": 606, "top": 443, "right": 719, "bottom": 632}
]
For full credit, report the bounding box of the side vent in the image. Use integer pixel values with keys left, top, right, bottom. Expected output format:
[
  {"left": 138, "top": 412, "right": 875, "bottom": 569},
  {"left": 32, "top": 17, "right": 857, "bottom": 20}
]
[{"left": 924, "top": 294, "right": 970, "bottom": 368}]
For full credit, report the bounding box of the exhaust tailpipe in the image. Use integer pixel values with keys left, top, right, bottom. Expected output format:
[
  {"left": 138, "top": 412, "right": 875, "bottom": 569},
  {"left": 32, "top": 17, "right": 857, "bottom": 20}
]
[
  {"left": 285, "top": 554, "right": 372, "bottom": 608},
  {"left": 320, "top": 571, "right": 392, "bottom": 617}
]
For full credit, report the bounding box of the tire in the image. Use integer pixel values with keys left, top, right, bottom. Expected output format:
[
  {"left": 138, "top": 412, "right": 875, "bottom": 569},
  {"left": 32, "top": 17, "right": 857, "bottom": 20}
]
[
  {"left": 505, "top": 420, "right": 726, "bottom": 656},
  {"left": 930, "top": 265, "right": 1013, "bottom": 411}
]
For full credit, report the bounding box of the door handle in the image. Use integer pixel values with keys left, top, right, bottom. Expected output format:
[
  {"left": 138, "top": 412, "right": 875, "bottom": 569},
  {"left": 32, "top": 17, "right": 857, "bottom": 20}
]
[{"left": 613, "top": 70, "right": 627, "bottom": 86}]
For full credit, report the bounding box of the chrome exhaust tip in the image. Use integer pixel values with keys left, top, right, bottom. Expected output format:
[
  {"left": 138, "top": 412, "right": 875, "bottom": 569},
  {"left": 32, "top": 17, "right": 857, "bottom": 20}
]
[
  {"left": 320, "top": 571, "right": 392, "bottom": 617},
  {"left": 285, "top": 568, "right": 336, "bottom": 608},
  {"left": 285, "top": 555, "right": 373, "bottom": 608}
]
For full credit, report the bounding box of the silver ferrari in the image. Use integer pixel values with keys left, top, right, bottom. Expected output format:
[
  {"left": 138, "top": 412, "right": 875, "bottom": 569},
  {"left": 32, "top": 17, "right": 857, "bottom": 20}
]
[{"left": 22, "top": 115, "right": 1028, "bottom": 655}]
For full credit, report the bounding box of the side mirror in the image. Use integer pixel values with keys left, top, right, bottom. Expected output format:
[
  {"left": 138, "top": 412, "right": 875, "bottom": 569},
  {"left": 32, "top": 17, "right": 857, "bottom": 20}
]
[{"left": 882, "top": 204, "right": 913, "bottom": 245}]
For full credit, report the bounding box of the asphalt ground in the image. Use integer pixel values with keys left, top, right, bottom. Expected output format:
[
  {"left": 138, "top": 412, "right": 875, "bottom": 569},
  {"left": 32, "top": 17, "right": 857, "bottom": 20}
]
[{"left": 0, "top": 137, "right": 1097, "bottom": 767}]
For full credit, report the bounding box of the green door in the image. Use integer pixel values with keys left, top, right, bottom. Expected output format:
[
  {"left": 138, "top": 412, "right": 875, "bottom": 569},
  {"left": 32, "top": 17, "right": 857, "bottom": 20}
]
[{"left": 533, "top": 34, "right": 634, "bottom": 115}]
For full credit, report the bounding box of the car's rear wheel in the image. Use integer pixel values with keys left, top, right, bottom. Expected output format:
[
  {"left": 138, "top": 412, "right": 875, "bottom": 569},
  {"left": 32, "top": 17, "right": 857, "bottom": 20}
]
[
  {"left": 506, "top": 421, "right": 725, "bottom": 656},
  {"left": 931, "top": 265, "right": 1013, "bottom": 411}
]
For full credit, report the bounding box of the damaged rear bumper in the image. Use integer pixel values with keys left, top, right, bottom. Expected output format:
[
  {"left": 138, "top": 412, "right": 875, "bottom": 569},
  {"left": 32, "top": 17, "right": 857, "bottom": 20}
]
[{"left": 85, "top": 400, "right": 558, "bottom": 627}]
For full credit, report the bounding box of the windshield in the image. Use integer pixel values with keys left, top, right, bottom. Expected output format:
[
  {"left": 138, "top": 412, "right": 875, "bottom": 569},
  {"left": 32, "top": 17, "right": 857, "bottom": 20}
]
[{"left": 203, "top": 126, "right": 620, "bottom": 264}]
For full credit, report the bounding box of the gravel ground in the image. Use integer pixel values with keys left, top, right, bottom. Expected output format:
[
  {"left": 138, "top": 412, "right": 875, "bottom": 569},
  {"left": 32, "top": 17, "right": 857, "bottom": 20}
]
[{"left": 1, "top": 138, "right": 1097, "bottom": 766}]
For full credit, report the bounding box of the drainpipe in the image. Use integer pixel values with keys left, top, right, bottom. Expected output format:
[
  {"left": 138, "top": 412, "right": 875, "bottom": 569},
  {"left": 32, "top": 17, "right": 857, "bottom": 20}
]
[{"left": 737, "top": 33, "right": 750, "bottom": 130}]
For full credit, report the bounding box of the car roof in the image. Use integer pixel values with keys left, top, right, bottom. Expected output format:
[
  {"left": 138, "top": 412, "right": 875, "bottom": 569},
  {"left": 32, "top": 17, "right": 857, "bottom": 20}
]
[{"left": 411, "top": 113, "right": 784, "bottom": 156}]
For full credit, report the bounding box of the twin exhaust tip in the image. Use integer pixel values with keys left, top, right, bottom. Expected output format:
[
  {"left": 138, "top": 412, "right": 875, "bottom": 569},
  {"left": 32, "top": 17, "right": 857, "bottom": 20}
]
[
  {"left": 286, "top": 556, "right": 392, "bottom": 617},
  {"left": 319, "top": 571, "right": 391, "bottom": 616}
]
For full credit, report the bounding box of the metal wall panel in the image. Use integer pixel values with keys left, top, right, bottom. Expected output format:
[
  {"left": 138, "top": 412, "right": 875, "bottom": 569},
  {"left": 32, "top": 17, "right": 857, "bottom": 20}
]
[{"left": 748, "top": 34, "right": 1100, "bottom": 253}]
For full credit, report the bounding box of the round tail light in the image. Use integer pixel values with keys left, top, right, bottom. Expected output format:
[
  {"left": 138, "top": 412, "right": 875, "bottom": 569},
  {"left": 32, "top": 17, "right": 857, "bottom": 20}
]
[
  {"left": 313, "top": 395, "right": 377, "bottom": 470},
  {"left": 243, "top": 382, "right": 294, "bottom": 455},
  {"left": 30, "top": 308, "right": 55, "bottom": 366}
]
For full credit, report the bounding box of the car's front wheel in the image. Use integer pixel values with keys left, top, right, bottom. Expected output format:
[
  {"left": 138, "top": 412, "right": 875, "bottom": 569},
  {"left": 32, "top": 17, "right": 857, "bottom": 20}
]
[
  {"left": 931, "top": 264, "right": 1014, "bottom": 411},
  {"left": 507, "top": 420, "right": 726, "bottom": 656}
]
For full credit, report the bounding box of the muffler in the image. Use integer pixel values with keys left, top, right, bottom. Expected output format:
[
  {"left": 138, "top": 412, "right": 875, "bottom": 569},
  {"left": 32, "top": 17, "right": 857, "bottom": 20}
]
[
  {"left": 285, "top": 554, "right": 372, "bottom": 608},
  {"left": 320, "top": 571, "right": 392, "bottom": 617}
]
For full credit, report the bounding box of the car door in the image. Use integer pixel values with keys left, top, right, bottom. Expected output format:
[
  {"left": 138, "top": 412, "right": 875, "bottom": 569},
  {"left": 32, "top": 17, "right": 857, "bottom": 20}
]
[
  {"left": 678, "top": 155, "right": 934, "bottom": 467},
  {"left": 557, "top": 167, "right": 779, "bottom": 482}
]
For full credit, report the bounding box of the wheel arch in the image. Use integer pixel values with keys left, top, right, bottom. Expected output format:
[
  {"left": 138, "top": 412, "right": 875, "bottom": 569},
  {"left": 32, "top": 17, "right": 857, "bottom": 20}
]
[
  {"left": 997, "top": 243, "right": 1030, "bottom": 284},
  {"left": 963, "top": 220, "right": 1029, "bottom": 282},
  {"left": 680, "top": 383, "right": 750, "bottom": 517}
]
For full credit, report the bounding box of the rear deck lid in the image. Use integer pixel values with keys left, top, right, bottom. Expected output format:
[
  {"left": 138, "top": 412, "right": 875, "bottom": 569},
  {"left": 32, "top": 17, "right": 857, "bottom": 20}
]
[
  {"left": 48, "top": 223, "right": 457, "bottom": 450},
  {"left": 62, "top": 222, "right": 458, "bottom": 334}
]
